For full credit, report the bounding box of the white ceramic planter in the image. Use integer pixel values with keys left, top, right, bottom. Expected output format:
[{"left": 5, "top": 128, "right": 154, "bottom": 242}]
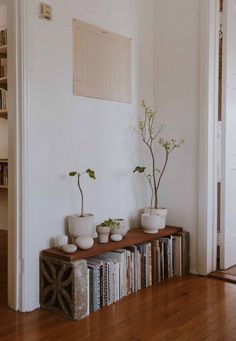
[
  {"left": 110, "top": 219, "right": 129, "bottom": 236},
  {"left": 96, "top": 225, "right": 110, "bottom": 244},
  {"left": 68, "top": 214, "right": 94, "bottom": 242},
  {"left": 141, "top": 208, "right": 167, "bottom": 233}
]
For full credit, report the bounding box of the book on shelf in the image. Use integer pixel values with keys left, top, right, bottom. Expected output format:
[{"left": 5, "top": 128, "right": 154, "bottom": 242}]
[
  {"left": 0, "top": 28, "right": 7, "bottom": 47},
  {"left": 0, "top": 89, "right": 7, "bottom": 110},
  {"left": 0, "top": 162, "right": 8, "bottom": 186},
  {"left": 0, "top": 57, "right": 7, "bottom": 78},
  {"left": 84, "top": 231, "right": 190, "bottom": 317}
]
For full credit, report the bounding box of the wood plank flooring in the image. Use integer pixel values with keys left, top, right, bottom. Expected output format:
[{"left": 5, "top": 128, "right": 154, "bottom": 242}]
[
  {"left": 1, "top": 275, "right": 236, "bottom": 340},
  {"left": 0, "top": 229, "right": 7, "bottom": 305}
]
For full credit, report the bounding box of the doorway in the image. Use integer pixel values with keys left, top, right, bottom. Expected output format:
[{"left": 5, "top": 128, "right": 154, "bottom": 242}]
[
  {"left": 0, "top": 1, "right": 8, "bottom": 306},
  {"left": 209, "top": 0, "right": 236, "bottom": 280}
]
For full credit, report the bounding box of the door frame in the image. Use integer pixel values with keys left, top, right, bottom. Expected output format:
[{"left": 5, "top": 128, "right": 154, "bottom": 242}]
[
  {"left": 5, "top": 0, "right": 221, "bottom": 310},
  {"left": 7, "top": 0, "right": 29, "bottom": 311},
  {"left": 198, "top": 0, "right": 219, "bottom": 275}
]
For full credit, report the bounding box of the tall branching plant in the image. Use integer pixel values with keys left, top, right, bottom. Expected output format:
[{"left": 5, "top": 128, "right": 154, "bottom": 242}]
[
  {"left": 69, "top": 168, "right": 96, "bottom": 217},
  {"left": 133, "top": 101, "right": 184, "bottom": 209}
]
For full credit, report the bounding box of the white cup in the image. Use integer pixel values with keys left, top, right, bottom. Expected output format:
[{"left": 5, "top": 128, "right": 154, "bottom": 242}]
[{"left": 55, "top": 235, "right": 68, "bottom": 248}]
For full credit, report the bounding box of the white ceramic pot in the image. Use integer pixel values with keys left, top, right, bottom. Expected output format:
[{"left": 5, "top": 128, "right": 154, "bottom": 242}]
[
  {"left": 110, "top": 219, "right": 129, "bottom": 236},
  {"left": 96, "top": 225, "right": 110, "bottom": 243},
  {"left": 141, "top": 208, "right": 167, "bottom": 233},
  {"left": 68, "top": 214, "right": 94, "bottom": 242}
]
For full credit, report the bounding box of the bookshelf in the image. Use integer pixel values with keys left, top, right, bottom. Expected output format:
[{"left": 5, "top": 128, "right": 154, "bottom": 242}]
[
  {"left": 43, "top": 226, "right": 182, "bottom": 262},
  {"left": 0, "top": 45, "right": 7, "bottom": 55},
  {"left": 0, "top": 29, "right": 8, "bottom": 112},
  {"left": 0, "top": 159, "right": 8, "bottom": 189},
  {"left": 40, "top": 225, "right": 189, "bottom": 321},
  {"left": 0, "top": 109, "right": 7, "bottom": 119}
]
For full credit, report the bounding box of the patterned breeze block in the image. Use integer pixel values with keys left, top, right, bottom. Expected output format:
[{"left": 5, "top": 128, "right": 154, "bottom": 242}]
[{"left": 40, "top": 254, "right": 88, "bottom": 320}]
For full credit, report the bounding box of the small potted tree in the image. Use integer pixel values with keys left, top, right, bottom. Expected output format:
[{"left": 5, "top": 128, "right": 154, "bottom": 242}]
[
  {"left": 134, "top": 101, "right": 184, "bottom": 233},
  {"left": 68, "top": 168, "right": 96, "bottom": 241}
]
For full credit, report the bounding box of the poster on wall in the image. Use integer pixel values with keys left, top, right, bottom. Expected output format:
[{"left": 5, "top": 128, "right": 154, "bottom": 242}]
[{"left": 73, "top": 19, "right": 132, "bottom": 103}]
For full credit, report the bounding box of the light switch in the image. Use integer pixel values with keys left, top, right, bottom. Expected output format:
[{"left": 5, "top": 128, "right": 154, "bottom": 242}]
[{"left": 39, "top": 3, "right": 52, "bottom": 21}]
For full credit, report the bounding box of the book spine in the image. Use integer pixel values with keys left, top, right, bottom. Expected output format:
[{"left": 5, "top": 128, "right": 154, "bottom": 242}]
[
  {"left": 151, "top": 241, "right": 157, "bottom": 285},
  {"left": 148, "top": 243, "right": 152, "bottom": 286},
  {"left": 89, "top": 268, "right": 93, "bottom": 313},
  {"left": 87, "top": 268, "right": 90, "bottom": 316},
  {"left": 156, "top": 246, "right": 161, "bottom": 282}
]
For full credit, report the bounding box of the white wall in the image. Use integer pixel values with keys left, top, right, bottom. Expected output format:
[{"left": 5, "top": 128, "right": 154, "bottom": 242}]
[
  {"left": 154, "top": 0, "right": 200, "bottom": 273},
  {"left": 24, "top": 0, "right": 155, "bottom": 310},
  {"left": 0, "top": 4, "right": 7, "bottom": 230}
]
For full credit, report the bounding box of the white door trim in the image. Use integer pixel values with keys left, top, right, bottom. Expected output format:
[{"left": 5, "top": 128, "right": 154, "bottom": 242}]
[
  {"left": 198, "top": 0, "right": 219, "bottom": 275},
  {"left": 7, "top": 0, "right": 29, "bottom": 311}
]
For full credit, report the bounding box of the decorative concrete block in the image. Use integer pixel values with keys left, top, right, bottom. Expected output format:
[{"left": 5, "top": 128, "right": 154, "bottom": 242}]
[{"left": 40, "top": 254, "right": 87, "bottom": 320}]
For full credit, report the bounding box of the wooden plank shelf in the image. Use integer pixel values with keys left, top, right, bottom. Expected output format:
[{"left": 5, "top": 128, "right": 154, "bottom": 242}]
[
  {"left": 0, "top": 45, "right": 7, "bottom": 55},
  {"left": 0, "top": 77, "right": 7, "bottom": 84},
  {"left": 0, "top": 185, "right": 8, "bottom": 189},
  {"left": 0, "top": 110, "right": 7, "bottom": 119},
  {"left": 43, "top": 225, "right": 182, "bottom": 262},
  {"left": 0, "top": 159, "right": 8, "bottom": 163},
  {"left": 0, "top": 77, "right": 7, "bottom": 90}
]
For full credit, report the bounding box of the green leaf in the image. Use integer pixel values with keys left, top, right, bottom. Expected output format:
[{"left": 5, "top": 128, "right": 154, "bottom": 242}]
[
  {"left": 133, "top": 166, "right": 146, "bottom": 174},
  {"left": 86, "top": 168, "right": 96, "bottom": 180},
  {"left": 101, "top": 218, "right": 119, "bottom": 228},
  {"left": 69, "top": 171, "right": 77, "bottom": 176}
]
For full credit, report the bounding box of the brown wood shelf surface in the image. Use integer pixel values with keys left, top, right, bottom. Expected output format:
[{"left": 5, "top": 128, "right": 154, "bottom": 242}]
[
  {"left": 0, "top": 159, "right": 8, "bottom": 163},
  {"left": 0, "top": 45, "right": 7, "bottom": 55},
  {"left": 0, "top": 77, "right": 7, "bottom": 85},
  {"left": 42, "top": 226, "right": 182, "bottom": 262},
  {"left": 0, "top": 109, "right": 7, "bottom": 119}
]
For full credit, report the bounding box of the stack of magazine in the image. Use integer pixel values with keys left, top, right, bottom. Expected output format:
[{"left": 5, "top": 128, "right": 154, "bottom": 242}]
[{"left": 86, "top": 231, "right": 189, "bottom": 315}]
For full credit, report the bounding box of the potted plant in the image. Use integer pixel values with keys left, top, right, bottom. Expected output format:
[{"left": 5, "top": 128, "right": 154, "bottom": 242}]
[
  {"left": 110, "top": 218, "right": 129, "bottom": 236},
  {"left": 68, "top": 168, "right": 96, "bottom": 241},
  {"left": 96, "top": 219, "right": 119, "bottom": 243},
  {"left": 133, "top": 101, "right": 184, "bottom": 233}
]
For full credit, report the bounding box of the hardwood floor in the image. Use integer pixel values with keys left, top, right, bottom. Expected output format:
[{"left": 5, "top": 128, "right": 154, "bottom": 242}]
[
  {"left": 0, "top": 229, "right": 7, "bottom": 305},
  {"left": 1, "top": 275, "right": 236, "bottom": 340}
]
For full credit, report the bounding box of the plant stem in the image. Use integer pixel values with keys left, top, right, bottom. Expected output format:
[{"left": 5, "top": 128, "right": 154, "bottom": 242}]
[
  {"left": 77, "top": 174, "right": 84, "bottom": 217},
  {"left": 155, "top": 151, "right": 169, "bottom": 209},
  {"left": 145, "top": 173, "right": 154, "bottom": 208},
  {"left": 149, "top": 145, "right": 157, "bottom": 209}
]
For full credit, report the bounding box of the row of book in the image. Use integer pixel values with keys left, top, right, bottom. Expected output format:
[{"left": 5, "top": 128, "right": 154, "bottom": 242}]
[
  {"left": 0, "top": 29, "right": 7, "bottom": 46},
  {"left": 0, "top": 57, "right": 7, "bottom": 78},
  {"left": 86, "top": 232, "right": 189, "bottom": 315},
  {"left": 0, "top": 162, "right": 8, "bottom": 187},
  {"left": 0, "top": 89, "right": 7, "bottom": 110}
]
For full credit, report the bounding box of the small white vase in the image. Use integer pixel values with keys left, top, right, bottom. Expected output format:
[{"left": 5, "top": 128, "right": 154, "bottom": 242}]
[
  {"left": 141, "top": 208, "right": 167, "bottom": 233},
  {"left": 110, "top": 219, "right": 129, "bottom": 236},
  {"left": 96, "top": 225, "right": 110, "bottom": 243},
  {"left": 68, "top": 214, "right": 94, "bottom": 242}
]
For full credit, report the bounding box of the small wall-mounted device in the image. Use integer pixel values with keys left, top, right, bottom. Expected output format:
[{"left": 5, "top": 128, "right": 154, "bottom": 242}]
[{"left": 39, "top": 3, "right": 52, "bottom": 21}]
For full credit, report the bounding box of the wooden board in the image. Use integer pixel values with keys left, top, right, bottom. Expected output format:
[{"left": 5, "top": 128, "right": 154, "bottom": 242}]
[
  {"left": 0, "top": 110, "right": 7, "bottom": 119},
  {"left": 42, "top": 226, "right": 182, "bottom": 262},
  {"left": 73, "top": 19, "right": 131, "bottom": 103},
  {"left": 0, "top": 45, "right": 7, "bottom": 55}
]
